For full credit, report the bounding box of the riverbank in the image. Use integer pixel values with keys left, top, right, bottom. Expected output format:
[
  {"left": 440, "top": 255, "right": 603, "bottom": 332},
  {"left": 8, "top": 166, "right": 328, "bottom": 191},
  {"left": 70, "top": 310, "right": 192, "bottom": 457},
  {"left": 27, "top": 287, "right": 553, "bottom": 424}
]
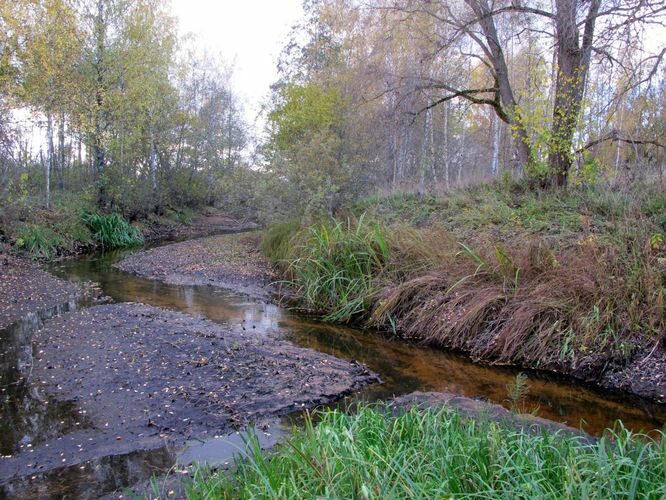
[
  {"left": 0, "top": 251, "right": 83, "bottom": 330},
  {"left": 1, "top": 198, "right": 258, "bottom": 262},
  {"left": 261, "top": 182, "right": 666, "bottom": 405},
  {"left": 116, "top": 232, "right": 275, "bottom": 299},
  {"left": 111, "top": 225, "right": 666, "bottom": 407}
]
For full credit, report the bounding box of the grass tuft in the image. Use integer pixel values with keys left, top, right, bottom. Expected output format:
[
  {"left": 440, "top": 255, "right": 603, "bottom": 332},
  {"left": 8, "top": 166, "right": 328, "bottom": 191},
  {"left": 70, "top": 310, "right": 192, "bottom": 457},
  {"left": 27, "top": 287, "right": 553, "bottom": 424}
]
[
  {"left": 186, "top": 405, "right": 666, "bottom": 499},
  {"left": 81, "top": 211, "right": 144, "bottom": 249},
  {"left": 284, "top": 215, "right": 389, "bottom": 323}
]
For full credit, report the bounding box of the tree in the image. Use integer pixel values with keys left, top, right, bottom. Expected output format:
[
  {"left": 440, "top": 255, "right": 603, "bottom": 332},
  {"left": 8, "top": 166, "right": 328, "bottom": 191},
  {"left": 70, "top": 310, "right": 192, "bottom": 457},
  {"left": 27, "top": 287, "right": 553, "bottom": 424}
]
[
  {"left": 383, "top": 0, "right": 666, "bottom": 186},
  {"left": 267, "top": 82, "right": 349, "bottom": 215}
]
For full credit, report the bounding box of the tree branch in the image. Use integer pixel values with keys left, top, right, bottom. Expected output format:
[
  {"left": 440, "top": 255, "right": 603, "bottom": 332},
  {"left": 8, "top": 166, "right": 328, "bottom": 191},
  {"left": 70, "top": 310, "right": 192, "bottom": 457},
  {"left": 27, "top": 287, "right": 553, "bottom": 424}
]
[{"left": 577, "top": 130, "right": 665, "bottom": 153}]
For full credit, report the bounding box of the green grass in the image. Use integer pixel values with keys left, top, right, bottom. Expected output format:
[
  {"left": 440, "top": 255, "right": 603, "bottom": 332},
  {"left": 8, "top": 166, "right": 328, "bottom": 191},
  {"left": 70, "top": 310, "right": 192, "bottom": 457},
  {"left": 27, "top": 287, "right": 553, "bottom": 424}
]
[
  {"left": 15, "top": 224, "right": 64, "bottom": 260},
  {"left": 186, "top": 405, "right": 666, "bottom": 499},
  {"left": 283, "top": 215, "right": 389, "bottom": 323},
  {"left": 260, "top": 218, "right": 302, "bottom": 264},
  {"left": 352, "top": 192, "right": 443, "bottom": 226},
  {"left": 81, "top": 211, "right": 144, "bottom": 250}
]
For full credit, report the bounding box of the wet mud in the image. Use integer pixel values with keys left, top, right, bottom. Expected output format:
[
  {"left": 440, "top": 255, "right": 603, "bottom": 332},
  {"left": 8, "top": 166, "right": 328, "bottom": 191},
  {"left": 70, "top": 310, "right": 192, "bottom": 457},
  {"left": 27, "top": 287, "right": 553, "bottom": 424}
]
[
  {"left": 0, "top": 303, "right": 377, "bottom": 497},
  {"left": 116, "top": 233, "right": 275, "bottom": 299},
  {"left": 0, "top": 253, "right": 81, "bottom": 330},
  {"left": 389, "top": 392, "right": 591, "bottom": 438}
]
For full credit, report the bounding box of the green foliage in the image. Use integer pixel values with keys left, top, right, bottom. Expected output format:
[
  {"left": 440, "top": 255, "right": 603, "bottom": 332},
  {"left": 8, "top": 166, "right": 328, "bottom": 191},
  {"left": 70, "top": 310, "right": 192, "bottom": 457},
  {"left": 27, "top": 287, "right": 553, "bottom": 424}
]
[
  {"left": 81, "top": 212, "right": 144, "bottom": 249},
  {"left": 187, "top": 405, "right": 666, "bottom": 499},
  {"left": 284, "top": 215, "right": 389, "bottom": 323},
  {"left": 15, "top": 225, "right": 63, "bottom": 260},
  {"left": 269, "top": 83, "right": 343, "bottom": 152},
  {"left": 265, "top": 82, "right": 358, "bottom": 216},
  {"left": 570, "top": 155, "right": 607, "bottom": 187}
]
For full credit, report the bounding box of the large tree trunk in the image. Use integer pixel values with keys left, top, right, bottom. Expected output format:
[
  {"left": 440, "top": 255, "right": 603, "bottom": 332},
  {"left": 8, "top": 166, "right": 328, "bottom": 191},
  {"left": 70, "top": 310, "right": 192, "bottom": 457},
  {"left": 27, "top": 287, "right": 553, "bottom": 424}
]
[
  {"left": 465, "top": 0, "right": 533, "bottom": 171},
  {"left": 547, "top": 0, "right": 600, "bottom": 187}
]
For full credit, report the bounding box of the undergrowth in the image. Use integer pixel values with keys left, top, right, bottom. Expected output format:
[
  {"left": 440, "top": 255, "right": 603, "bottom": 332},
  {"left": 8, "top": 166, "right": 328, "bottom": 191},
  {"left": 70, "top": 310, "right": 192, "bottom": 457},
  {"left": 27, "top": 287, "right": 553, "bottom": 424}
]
[
  {"left": 262, "top": 181, "right": 666, "bottom": 375},
  {"left": 186, "top": 405, "right": 666, "bottom": 499},
  {"left": 15, "top": 225, "right": 64, "bottom": 260}
]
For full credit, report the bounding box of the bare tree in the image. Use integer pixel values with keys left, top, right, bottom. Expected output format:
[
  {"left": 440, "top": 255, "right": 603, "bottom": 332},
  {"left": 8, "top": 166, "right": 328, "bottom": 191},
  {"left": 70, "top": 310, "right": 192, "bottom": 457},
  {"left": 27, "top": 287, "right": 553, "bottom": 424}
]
[{"left": 384, "top": 0, "right": 666, "bottom": 186}]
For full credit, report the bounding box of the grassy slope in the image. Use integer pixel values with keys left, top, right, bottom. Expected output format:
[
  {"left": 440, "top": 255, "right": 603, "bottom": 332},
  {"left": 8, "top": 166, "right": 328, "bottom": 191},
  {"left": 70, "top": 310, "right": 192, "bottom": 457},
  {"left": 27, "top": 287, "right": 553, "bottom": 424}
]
[
  {"left": 186, "top": 405, "right": 666, "bottom": 499},
  {"left": 262, "top": 181, "right": 666, "bottom": 381},
  {"left": 0, "top": 193, "right": 195, "bottom": 260}
]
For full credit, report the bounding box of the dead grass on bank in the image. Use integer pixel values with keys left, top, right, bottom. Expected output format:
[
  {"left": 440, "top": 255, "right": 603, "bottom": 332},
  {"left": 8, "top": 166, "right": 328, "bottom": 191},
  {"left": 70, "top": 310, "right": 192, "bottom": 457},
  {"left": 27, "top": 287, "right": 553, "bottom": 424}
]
[
  {"left": 371, "top": 226, "right": 664, "bottom": 372},
  {"left": 264, "top": 182, "right": 666, "bottom": 374}
]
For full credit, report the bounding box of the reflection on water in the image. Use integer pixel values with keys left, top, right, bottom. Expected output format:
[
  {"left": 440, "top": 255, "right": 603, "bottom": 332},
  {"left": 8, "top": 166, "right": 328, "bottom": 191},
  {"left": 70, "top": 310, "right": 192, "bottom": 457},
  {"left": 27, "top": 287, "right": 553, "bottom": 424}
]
[
  {"left": 2, "top": 443, "right": 174, "bottom": 499},
  {"left": 48, "top": 249, "right": 666, "bottom": 436},
  {"left": 0, "top": 299, "right": 93, "bottom": 456}
]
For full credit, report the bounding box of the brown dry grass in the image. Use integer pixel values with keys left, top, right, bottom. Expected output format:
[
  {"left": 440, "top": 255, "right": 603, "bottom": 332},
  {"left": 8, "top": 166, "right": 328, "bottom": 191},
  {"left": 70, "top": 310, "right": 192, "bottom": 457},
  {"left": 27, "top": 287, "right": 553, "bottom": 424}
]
[{"left": 370, "top": 228, "right": 664, "bottom": 374}]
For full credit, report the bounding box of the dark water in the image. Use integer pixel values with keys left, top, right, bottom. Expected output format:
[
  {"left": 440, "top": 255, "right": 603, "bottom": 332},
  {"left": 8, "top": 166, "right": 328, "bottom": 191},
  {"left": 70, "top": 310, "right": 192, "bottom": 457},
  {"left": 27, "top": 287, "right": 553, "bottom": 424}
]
[{"left": 1, "top": 244, "right": 665, "bottom": 497}]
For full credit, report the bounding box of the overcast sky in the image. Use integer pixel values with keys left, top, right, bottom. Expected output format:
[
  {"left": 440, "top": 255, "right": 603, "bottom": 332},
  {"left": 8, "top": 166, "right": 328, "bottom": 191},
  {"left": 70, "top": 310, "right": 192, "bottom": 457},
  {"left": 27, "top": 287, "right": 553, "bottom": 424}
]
[{"left": 170, "top": 0, "right": 304, "bottom": 131}]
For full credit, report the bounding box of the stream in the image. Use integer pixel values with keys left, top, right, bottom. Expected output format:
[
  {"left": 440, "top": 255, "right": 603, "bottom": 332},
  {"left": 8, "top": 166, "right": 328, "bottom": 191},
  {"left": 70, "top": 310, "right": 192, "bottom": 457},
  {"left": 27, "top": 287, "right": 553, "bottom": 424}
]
[{"left": 2, "top": 242, "right": 666, "bottom": 497}]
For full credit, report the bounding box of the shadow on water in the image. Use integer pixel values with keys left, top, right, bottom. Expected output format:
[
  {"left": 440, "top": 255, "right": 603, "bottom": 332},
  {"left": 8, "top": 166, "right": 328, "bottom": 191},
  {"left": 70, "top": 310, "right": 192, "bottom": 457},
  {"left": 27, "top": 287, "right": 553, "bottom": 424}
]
[{"left": 1, "top": 244, "right": 664, "bottom": 497}]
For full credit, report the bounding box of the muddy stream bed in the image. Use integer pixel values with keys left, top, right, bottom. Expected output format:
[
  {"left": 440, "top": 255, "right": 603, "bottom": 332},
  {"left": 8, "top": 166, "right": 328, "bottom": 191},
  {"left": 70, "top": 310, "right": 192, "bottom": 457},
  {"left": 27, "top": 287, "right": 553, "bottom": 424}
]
[{"left": 2, "top": 241, "right": 666, "bottom": 498}]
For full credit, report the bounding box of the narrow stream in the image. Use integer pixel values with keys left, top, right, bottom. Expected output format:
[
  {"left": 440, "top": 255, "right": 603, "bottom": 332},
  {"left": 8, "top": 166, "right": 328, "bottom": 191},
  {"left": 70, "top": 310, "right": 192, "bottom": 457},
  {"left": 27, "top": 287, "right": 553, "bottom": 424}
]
[
  {"left": 47, "top": 248, "right": 666, "bottom": 436},
  {"left": 2, "top": 243, "right": 665, "bottom": 497}
]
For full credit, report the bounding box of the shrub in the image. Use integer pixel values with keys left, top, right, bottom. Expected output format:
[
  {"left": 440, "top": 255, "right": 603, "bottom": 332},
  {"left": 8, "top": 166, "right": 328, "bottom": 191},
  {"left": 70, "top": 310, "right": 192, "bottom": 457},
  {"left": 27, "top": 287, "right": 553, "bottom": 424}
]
[
  {"left": 15, "top": 225, "right": 63, "bottom": 260},
  {"left": 81, "top": 212, "right": 144, "bottom": 249}
]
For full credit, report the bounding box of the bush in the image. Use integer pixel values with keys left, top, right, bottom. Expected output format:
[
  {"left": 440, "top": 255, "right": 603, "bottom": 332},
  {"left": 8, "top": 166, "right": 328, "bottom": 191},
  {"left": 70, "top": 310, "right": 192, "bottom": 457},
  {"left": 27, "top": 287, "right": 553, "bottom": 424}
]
[
  {"left": 15, "top": 225, "right": 63, "bottom": 260},
  {"left": 81, "top": 212, "right": 144, "bottom": 249}
]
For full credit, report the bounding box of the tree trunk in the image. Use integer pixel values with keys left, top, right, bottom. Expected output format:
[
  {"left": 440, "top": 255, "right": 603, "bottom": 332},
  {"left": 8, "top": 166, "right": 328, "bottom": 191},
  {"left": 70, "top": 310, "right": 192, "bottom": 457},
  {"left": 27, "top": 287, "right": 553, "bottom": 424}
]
[
  {"left": 46, "top": 113, "right": 54, "bottom": 209},
  {"left": 547, "top": 0, "right": 600, "bottom": 187},
  {"left": 443, "top": 99, "right": 450, "bottom": 188},
  {"left": 93, "top": 0, "right": 107, "bottom": 207},
  {"left": 149, "top": 128, "right": 158, "bottom": 194},
  {"left": 465, "top": 0, "right": 533, "bottom": 171},
  {"left": 491, "top": 112, "right": 500, "bottom": 176},
  {"left": 58, "top": 112, "right": 65, "bottom": 190}
]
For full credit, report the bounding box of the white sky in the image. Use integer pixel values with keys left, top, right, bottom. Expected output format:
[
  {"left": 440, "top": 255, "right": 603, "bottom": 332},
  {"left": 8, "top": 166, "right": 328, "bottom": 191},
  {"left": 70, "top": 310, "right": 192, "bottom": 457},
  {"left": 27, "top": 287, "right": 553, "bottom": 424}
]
[{"left": 170, "top": 0, "right": 304, "bottom": 131}]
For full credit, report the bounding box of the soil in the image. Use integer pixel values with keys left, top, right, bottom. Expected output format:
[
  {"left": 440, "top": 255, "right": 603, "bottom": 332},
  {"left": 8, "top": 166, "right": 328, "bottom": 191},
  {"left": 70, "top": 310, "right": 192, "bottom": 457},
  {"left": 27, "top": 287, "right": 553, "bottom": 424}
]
[
  {"left": 116, "top": 232, "right": 277, "bottom": 299},
  {"left": 601, "top": 346, "right": 666, "bottom": 404},
  {"left": 0, "top": 252, "right": 82, "bottom": 330},
  {"left": 0, "top": 303, "right": 378, "bottom": 494}
]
